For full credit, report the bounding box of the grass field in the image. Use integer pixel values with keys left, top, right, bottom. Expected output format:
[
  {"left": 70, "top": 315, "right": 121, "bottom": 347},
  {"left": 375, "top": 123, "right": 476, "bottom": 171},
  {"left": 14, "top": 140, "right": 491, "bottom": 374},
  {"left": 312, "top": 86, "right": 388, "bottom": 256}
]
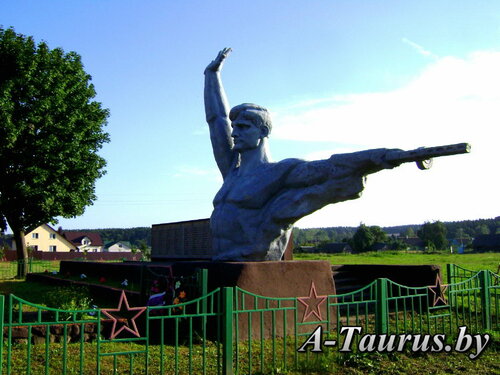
[
  {"left": 295, "top": 251, "right": 500, "bottom": 281},
  {"left": 0, "top": 252, "right": 498, "bottom": 374},
  {"left": 0, "top": 251, "right": 498, "bottom": 305}
]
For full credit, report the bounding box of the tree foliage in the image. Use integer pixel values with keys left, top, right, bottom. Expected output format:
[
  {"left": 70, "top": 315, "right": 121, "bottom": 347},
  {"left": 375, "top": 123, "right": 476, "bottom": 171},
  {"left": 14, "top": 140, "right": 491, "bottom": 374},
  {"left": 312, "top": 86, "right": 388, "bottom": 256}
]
[
  {"left": 292, "top": 226, "right": 356, "bottom": 247},
  {"left": 417, "top": 221, "right": 448, "bottom": 250},
  {"left": 291, "top": 218, "right": 498, "bottom": 250},
  {"left": 350, "top": 224, "right": 388, "bottom": 253},
  {"left": 0, "top": 28, "right": 109, "bottom": 276}
]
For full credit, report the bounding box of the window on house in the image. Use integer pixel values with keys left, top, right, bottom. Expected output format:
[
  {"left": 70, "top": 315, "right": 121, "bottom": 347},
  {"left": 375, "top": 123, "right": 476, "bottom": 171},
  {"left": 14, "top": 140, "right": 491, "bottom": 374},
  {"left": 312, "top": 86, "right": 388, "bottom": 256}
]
[
  {"left": 49, "top": 233, "right": 56, "bottom": 239},
  {"left": 49, "top": 245, "right": 57, "bottom": 252},
  {"left": 32, "top": 245, "right": 38, "bottom": 251},
  {"left": 32, "top": 233, "right": 39, "bottom": 239}
]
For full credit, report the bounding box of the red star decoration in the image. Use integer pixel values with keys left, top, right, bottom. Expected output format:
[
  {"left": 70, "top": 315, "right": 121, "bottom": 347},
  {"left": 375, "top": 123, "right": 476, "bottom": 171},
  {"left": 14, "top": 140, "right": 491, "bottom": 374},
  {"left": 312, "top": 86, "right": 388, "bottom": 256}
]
[
  {"left": 427, "top": 275, "right": 448, "bottom": 306},
  {"left": 297, "top": 281, "right": 327, "bottom": 322},
  {"left": 101, "top": 290, "right": 146, "bottom": 339}
]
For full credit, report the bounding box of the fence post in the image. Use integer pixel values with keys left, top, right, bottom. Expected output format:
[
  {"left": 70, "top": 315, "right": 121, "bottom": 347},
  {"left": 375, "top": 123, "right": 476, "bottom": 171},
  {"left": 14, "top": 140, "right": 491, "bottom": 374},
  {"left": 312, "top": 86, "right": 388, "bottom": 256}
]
[
  {"left": 222, "top": 287, "right": 234, "bottom": 375},
  {"left": 0, "top": 294, "right": 4, "bottom": 375},
  {"left": 16, "top": 260, "right": 22, "bottom": 279},
  {"left": 197, "top": 269, "right": 208, "bottom": 311},
  {"left": 375, "top": 278, "right": 388, "bottom": 335},
  {"left": 446, "top": 264, "right": 453, "bottom": 285},
  {"left": 479, "top": 270, "right": 492, "bottom": 331}
]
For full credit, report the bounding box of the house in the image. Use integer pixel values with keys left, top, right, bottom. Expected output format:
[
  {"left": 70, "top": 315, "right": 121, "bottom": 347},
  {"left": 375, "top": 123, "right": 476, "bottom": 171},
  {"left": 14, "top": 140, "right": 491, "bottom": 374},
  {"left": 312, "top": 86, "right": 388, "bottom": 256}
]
[
  {"left": 399, "top": 237, "right": 426, "bottom": 250},
  {"left": 62, "top": 231, "right": 104, "bottom": 252},
  {"left": 472, "top": 234, "right": 500, "bottom": 252},
  {"left": 13, "top": 224, "right": 76, "bottom": 252},
  {"left": 105, "top": 241, "right": 132, "bottom": 252},
  {"left": 316, "top": 243, "right": 353, "bottom": 254},
  {"left": 371, "top": 242, "right": 390, "bottom": 252}
]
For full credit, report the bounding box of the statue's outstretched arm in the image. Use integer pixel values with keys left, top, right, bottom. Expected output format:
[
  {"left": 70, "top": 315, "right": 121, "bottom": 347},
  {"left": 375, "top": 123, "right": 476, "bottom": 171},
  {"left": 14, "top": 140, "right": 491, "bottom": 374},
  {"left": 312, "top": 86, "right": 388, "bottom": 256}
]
[
  {"left": 285, "top": 149, "right": 402, "bottom": 188},
  {"left": 271, "top": 149, "right": 402, "bottom": 226},
  {"left": 204, "top": 48, "right": 235, "bottom": 178}
]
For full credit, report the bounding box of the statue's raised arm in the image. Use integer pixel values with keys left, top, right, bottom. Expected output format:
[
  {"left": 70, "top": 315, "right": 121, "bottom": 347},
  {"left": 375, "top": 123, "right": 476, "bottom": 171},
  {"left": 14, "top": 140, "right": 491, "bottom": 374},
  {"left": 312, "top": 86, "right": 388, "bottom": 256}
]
[{"left": 204, "top": 48, "right": 235, "bottom": 178}]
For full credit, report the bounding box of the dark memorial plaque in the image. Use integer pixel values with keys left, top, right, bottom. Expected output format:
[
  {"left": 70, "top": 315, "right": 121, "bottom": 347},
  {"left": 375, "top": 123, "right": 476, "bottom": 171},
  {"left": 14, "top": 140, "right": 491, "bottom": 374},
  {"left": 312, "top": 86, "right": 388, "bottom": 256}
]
[
  {"left": 152, "top": 219, "right": 214, "bottom": 260},
  {"left": 152, "top": 218, "right": 293, "bottom": 261}
]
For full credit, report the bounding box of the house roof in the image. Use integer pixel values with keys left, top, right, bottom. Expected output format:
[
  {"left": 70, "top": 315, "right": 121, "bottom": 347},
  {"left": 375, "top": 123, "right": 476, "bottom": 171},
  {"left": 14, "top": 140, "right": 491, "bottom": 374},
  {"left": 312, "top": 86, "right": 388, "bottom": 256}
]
[
  {"left": 400, "top": 237, "right": 426, "bottom": 247},
  {"left": 63, "top": 231, "right": 104, "bottom": 246},
  {"left": 317, "top": 243, "right": 353, "bottom": 253},
  {"left": 472, "top": 234, "right": 500, "bottom": 250},
  {"left": 105, "top": 241, "right": 132, "bottom": 248}
]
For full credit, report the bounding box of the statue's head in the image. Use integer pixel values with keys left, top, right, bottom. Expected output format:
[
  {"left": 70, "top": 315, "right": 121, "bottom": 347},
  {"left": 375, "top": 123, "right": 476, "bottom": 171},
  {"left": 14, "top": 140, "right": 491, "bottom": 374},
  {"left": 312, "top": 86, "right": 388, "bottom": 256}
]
[{"left": 229, "top": 103, "right": 272, "bottom": 151}]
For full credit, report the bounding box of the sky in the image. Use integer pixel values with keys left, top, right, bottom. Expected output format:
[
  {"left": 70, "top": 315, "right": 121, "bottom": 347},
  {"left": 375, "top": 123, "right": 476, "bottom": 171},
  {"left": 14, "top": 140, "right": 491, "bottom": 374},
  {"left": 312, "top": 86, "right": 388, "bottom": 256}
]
[{"left": 1, "top": 1, "right": 499, "bottom": 230}]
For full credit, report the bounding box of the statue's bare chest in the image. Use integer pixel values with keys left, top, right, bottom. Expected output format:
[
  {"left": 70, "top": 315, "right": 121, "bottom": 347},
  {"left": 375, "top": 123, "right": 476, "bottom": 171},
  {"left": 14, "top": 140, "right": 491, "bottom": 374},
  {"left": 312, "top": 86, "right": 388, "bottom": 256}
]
[{"left": 213, "top": 161, "right": 300, "bottom": 209}]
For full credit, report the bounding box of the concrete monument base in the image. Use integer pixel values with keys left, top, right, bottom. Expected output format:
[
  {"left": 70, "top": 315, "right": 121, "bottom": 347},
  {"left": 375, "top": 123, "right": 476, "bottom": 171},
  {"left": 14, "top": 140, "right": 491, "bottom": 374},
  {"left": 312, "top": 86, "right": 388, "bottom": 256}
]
[
  {"left": 60, "top": 259, "right": 335, "bottom": 340},
  {"left": 169, "top": 259, "right": 335, "bottom": 297}
]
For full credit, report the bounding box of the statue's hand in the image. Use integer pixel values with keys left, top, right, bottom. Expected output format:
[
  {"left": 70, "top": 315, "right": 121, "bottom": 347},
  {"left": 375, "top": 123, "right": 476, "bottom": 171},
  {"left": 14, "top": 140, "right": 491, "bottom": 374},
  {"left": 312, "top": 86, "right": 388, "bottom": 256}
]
[{"left": 205, "top": 48, "right": 232, "bottom": 73}]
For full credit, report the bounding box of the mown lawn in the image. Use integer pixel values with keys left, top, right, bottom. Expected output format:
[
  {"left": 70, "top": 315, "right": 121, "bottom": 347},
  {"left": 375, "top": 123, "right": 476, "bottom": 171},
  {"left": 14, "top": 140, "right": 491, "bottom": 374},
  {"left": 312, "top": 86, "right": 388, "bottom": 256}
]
[{"left": 295, "top": 251, "right": 500, "bottom": 281}]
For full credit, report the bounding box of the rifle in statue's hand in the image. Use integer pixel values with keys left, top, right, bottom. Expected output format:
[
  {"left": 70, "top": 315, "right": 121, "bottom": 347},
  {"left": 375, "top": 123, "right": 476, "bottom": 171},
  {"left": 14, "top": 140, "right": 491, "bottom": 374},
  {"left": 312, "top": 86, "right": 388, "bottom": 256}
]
[{"left": 385, "top": 143, "right": 471, "bottom": 170}]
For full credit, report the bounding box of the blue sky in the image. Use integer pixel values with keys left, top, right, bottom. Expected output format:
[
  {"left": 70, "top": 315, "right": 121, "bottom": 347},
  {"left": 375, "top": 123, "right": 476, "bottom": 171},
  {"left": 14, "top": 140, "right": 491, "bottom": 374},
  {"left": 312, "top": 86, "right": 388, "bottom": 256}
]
[{"left": 2, "top": 1, "right": 499, "bottom": 230}]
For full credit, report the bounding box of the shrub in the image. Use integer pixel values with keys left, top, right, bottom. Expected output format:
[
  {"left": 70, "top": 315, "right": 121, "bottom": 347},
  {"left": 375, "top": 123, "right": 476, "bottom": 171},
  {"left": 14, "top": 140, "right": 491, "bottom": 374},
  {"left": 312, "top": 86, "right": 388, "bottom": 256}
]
[{"left": 44, "top": 286, "right": 93, "bottom": 319}]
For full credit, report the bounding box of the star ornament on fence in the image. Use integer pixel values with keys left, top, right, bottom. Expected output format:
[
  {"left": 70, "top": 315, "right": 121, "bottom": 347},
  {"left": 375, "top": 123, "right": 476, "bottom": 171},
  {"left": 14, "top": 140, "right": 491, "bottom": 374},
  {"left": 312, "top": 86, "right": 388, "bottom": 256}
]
[
  {"left": 298, "top": 281, "right": 327, "bottom": 322},
  {"left": 427, "top": 275, "right": 448, "bottom": 307},
  {"left": 101, "top": 290, "right": 146, "bottom": 339}
]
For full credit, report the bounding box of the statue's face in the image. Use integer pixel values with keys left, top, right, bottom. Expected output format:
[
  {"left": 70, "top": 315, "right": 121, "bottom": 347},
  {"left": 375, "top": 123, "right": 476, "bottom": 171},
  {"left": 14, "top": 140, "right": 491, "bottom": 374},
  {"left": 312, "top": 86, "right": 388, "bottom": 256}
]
[{"left": 231, "top": 114, "right": 266, "bottom": 152}]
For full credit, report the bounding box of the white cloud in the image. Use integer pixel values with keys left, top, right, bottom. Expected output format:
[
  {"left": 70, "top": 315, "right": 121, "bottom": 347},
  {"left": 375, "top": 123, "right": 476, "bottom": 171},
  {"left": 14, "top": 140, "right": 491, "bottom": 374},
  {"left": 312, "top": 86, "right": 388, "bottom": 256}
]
[
  {"left": 273, "top": 51, "right": 500, "bottom": 150},
  {"left": 402, "top": 38, "right": 438, "bottom": 59},
  {"left": 271, "top": 51, "right": 500, "bottom": 227}
]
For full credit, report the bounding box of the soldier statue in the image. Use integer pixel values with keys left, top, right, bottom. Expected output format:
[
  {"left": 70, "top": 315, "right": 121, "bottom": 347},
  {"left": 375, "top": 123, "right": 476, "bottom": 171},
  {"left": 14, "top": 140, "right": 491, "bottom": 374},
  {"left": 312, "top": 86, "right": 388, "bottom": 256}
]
[{"left": 204, "top": 48, "right": 469, "bottom": 261}]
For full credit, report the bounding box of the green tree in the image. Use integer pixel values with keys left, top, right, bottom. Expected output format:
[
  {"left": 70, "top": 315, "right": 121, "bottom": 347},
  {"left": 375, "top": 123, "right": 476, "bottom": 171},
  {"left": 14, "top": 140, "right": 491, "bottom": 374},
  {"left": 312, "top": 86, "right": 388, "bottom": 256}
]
[
  {"left": 475, "top": 224, "right": 490, "bottom": 236},
  {"left": 388, "top": 236, "right": 409, "bottom": 251},
  {"left": 403, "top": 227, "right": 416, "bottom": 237},
  {"left": 350, "top": 224, "right": 387, "bottom": 253},
  {"left": 0, "top": 28, "right": 109, "bottom": 277},
  {"left": 417, "top": 221, "right": 448, "bottom": 250}
]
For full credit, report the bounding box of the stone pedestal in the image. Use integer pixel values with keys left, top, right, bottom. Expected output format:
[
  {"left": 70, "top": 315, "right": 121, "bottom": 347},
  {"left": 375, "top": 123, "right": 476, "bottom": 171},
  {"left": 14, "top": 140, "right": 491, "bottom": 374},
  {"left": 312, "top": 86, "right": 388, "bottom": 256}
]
[
  {"left": 60, "top": 259, "right": 334, "bottom": 340},
  {"left": 171, "top": 260, "right": 335, "bottom": 297}
]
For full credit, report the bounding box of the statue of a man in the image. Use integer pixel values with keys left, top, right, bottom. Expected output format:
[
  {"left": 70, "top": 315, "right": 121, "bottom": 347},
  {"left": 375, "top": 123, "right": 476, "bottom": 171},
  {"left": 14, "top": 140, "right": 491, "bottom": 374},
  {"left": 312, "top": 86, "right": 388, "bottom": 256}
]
[{"left": 204, "top": 48, "right": 400, "bottom": 261}]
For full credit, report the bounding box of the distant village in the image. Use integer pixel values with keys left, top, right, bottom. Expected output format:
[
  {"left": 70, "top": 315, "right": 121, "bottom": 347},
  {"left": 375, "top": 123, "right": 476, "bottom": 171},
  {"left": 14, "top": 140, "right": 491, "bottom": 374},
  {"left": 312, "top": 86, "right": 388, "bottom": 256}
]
[
  {"left": 0, "top": 223, "right": 149, "bottom": 262},
  {"left": 293, "top": 217, "right": 500, "bottom": 254},
  {"left": 6, "top": 224, "right": 135, "bottom": 253}
]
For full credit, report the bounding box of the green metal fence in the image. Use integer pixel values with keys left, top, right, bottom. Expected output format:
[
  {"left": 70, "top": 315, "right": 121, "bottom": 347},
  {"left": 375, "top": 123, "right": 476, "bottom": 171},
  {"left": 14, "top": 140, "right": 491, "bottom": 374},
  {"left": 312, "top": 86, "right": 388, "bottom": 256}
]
[
  {"left": 447, "top": 263, "right": 499, "bottom": 331},
  {"left": 0, "top": 266, "right": 498, "bottom": 374},
  {"left": 447, "top": 263, "right": 480, "bottom": 284}
]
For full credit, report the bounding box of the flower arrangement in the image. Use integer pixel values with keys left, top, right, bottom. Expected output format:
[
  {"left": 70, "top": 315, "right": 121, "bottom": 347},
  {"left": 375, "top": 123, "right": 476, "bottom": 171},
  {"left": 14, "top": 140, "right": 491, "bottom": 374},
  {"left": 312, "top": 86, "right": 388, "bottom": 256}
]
[{"left": 147, "top": 276, "right": 188, "bottom": 315}]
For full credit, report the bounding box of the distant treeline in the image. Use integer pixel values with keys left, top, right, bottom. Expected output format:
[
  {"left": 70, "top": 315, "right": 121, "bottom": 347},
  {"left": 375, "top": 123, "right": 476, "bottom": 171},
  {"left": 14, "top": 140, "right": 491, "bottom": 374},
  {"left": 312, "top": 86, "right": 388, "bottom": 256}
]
[
  {"left": 58, "top": 218, "right": 498, "bottom": 250},
  {"left": 292, "top": 217, "right": 499, "bottom": 247}
]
